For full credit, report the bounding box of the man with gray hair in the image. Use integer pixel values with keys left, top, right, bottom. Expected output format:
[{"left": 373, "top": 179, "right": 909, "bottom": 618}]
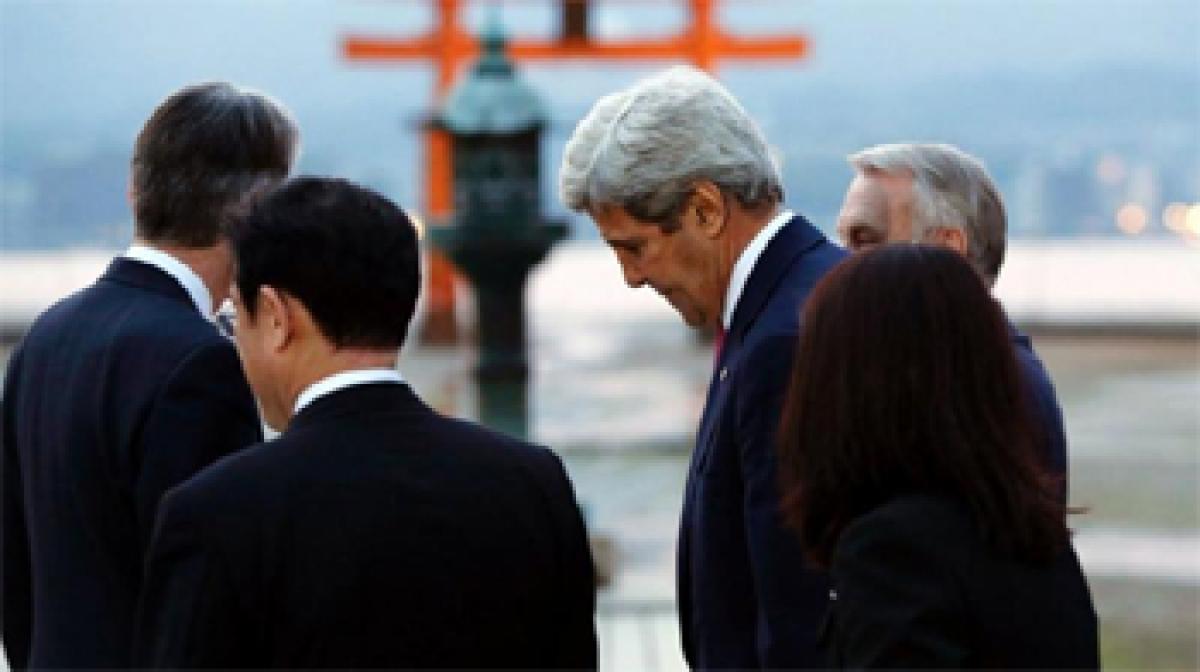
[
  {"left": 836, "top": 142, "right": 1068, "bottom": 496},
  {"left": 560, "top": 65, "right": 845, "bottom": 669}
]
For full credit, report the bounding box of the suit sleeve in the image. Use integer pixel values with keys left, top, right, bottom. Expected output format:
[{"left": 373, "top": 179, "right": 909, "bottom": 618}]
[
  {"left": 134, "top": 341, "right": 262, "bottom": 549},
  {"left": 734, "top": 331, "right": 831, "bottom": 669},
  {"left": 1, "top": 347, "right": 33, "bottom": 670},
  {"left": 829, "top": 510, "right": 971, "bottom": 667},
  {"left": 134, "top": 487, "right": 254, "bottom": 667},
  {"left": 541, "top": 451, "right": 599, "bottom": 670},
  {"left": 1014, "top": 347, "right": 1069, "bottom": 501}
]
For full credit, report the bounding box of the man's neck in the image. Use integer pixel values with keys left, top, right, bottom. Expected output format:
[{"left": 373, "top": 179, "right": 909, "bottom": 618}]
[
  {"left": 134, "top": 237, "right": 230, "bottom": 312},
  {"left": 726, "top": 204, "right": 780, "bottom": 264},
  {"left": 284, "top": 348, "right": 401, "bottom": 414},
  {"left": 717, "top": 203, "right": 783, "bottom": 327}
]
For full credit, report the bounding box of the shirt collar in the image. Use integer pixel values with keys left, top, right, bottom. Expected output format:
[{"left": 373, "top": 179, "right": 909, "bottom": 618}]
[
  {"left": 722, "top": 209, "right": 794, "bottom": 329},
  {"left": 293, "top": 368, "right": 406, "bottom": 416},
  {"left": 123, "top": 244, "right": 215, "bottom": 320}
]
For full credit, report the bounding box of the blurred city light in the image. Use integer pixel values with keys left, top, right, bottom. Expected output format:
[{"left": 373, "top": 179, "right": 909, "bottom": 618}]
[
  {"left": 1185, "top": 204, "right": 1200, "bottom": 237},
  {"left": 1162, "top": 202, "right": 1189, "bottom": 232},
  {"left": 1116, "top": 202, "right": 1148, "bottom": 235}
]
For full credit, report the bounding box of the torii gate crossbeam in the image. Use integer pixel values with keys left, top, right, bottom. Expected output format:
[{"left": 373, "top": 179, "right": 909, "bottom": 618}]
[{"left": 341, "top": 0, "right": 808, "bottom": 343}]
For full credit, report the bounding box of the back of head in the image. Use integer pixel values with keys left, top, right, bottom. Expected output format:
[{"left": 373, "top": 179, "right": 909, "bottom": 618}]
[
  {"left": 132, "top": 82, "right": 299, "bottom": 248},
  {"left": 779, "top": 246, "right": 1063, "bottom": 567},
  {"left": 848, "top": 143, "right": 1006, "bottom": 285},
  {"left": 559, "top": 65, "right": 782, "bottom": 228},
  {"left": 232, "top": 177, "right": 420, "bottom": 349}
]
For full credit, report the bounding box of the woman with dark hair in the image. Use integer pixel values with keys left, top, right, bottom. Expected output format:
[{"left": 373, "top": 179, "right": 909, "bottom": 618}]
[{"left": 778, "top": 245, "right": 1098, "bottom": 668}]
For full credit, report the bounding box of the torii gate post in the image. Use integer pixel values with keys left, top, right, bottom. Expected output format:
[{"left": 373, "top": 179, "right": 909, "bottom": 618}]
[{"left": 342, "top": 0, "right": 808, "bottom": 344}]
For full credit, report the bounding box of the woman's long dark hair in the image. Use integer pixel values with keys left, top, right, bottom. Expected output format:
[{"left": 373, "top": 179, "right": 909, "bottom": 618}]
[{"left": 778, "top": 245, "right": 1067, "bottom": 569}]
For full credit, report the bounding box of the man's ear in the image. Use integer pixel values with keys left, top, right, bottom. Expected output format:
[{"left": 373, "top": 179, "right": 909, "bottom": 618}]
[
  {"left": 688, "top": 181, "right": 727, "bottom": 239},
  {"left": 924, "top": 226, "right": 969, "bottom": 257},
  {"left": 258, "top": 286, "right": 292, "bottom": 353}
]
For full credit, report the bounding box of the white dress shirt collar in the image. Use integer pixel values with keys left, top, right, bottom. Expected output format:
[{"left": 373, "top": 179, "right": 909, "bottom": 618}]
[
  {"left": 123, "top": 244, "right": 215, "bottom": 320},
  {"left": 293, "top": 368, "right": 406, "bottom": 416},
  {"left": 722, "top": 209, "right": 794, "bottom": 329}
]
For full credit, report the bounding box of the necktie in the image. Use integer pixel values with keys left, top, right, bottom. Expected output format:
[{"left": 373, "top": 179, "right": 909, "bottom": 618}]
[{"left": 714, "top": 325, "right": 726, "bottom": 365}]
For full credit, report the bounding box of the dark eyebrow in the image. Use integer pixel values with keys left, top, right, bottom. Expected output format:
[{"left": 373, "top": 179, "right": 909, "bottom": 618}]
[
  {"left": 605, "top": 237, "right": 644, "bottom": 252},
  {"left": 839, "top": 219, "right": 878, "bottom": 234}
]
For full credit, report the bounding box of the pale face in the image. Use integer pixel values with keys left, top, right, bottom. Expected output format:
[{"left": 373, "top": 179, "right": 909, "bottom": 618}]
[
  {"left": 836, "top": 172, "right": 916, "bottom": 252},
  {"left": 591, "top": 204, "right": 723, "bottom": 329},
  {"left": 229, "top": 283, "right": 289, "bottom": 431}
]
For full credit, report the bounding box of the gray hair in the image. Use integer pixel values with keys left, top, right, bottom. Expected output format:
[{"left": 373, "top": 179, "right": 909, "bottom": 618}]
[
  {"left": 848, "top": 143, "right": 1006, "bottom": 285},
  {"left": 559, "top": 65, "right": 782, "bottom": 230}
]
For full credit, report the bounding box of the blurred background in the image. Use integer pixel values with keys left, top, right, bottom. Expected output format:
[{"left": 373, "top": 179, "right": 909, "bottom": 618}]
[{"left": 2, "top": 0, "right": 1197, "bottom": 669}]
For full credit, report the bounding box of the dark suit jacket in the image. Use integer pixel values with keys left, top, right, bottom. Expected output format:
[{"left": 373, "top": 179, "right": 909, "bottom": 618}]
[
  {"left": 824, "top": 493, "right": 1099, "bottom": 669},
  {"left": 134, "top": 382, "right": 597, "bottom": 669},
  {"left": 678, "top": 214, "right": 846, "bottom": 669},
  {"left": 1, "top": 257, "right": 262, "bottom": 669},
  {"left": 1011, "top": 326, "right": 1070, "bottom": 499}
]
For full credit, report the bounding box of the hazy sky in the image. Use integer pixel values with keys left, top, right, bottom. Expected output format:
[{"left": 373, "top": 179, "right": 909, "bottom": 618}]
[
  {"left": 3, "top": 0, "right": 1196, "bottom": 135},
  {"left": 0, "top": 0, "right": 1196, "bottom": 249}
]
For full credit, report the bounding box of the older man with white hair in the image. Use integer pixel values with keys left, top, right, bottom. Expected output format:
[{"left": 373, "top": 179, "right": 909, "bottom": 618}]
[
  {"left": 560, "top": 65, "right": 846, "bottom": 669},
  {"left": 836, "top": 142, "right": 1068, "bottom": 497}
]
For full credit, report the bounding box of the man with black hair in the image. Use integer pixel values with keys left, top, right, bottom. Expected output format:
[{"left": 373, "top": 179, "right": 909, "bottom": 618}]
[
  {"left": 134, "top": 177, "right": 597, "bottom": 669},
  {"left": 1, "top": 82, "right": 297, "bottom": 669}
]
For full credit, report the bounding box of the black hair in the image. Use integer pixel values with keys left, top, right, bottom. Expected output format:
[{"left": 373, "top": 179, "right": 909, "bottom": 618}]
[{"left": 232, "top": 177, "right": 421, "bottom": 349}]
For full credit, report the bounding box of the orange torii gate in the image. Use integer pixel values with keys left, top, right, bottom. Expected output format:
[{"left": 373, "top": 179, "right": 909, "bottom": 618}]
[{"left": 342, "top": 0, "right": 808, "bottom": 343}]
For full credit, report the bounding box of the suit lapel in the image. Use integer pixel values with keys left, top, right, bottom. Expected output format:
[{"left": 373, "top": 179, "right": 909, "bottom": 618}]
[
  {"left": 679, "top": 214, "right": 832, "bottom": 662},
  {"left": 726, "top": 214, "right": 824, "bottom": 346},
  {"left": 690, "top": 214, "right": 825, "bottom": 467}
]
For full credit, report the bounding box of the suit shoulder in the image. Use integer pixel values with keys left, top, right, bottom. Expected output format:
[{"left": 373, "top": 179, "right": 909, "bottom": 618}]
[
  {"left": 114, "top": 295, "right": 226, "bottom": 355},
  {"left": 436, "top": 415, "right": 560, "bottom": 467},
  {"left": 26, "top": 280, "right": 224, "bottom": 363},
  {"left": 425, "top": 412, "right": 530, "bottom": 449},
  {"left": 786, "top": 228, "right": 846, "bottom": 281},
  {"left": 1012, "top": 339, "right": 1057, "bottom": 395},
  {"left": 412, "top": 416, "right": 576, "bottom": 498},
  {"left": 760, "top": 242, "right": 845, "bottom": 327},
  {"left": 164, "top": 438, "right": 277, "bottom": 515}
]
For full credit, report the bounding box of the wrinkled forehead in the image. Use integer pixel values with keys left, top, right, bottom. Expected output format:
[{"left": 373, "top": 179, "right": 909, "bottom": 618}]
[
  {"left": 838, "top": 175, "right": 890, "bottom": 227},
  {"left": 841, "top": 172, "right": 914, "bottom": 225}
]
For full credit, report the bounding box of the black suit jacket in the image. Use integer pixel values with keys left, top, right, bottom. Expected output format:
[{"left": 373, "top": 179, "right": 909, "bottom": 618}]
[
  {"left": 1, "top": 257, "right": 262, "bottom": 668},
  {"left": 134, "top": 382, "right": 597, "bottom": 669},
  {"left": 824, "top": 493, "right": 1099, "bottom": 669},
  {"left": 678, "top": 214, "right": 847, "bottom": 669}
]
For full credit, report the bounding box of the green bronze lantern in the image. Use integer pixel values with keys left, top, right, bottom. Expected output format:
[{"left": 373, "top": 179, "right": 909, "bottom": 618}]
[{"left": 428, "top": 21, "right": 568, "bottom": 439}]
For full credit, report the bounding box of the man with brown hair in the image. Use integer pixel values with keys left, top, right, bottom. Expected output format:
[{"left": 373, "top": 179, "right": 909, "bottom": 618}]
[{"left": 1, "top": 82, "right": 298, "bottom": 668}]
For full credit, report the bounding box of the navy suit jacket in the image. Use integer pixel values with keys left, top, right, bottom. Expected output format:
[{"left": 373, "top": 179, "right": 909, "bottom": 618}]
[
  {"left": 1011, "top": 326, "right": 1069, "bottom": 499},
  {"left": 1, "top": 258, "right": 261, "bottom": 669},
  {"left": 678, "top": 214, "right": 846, "bottom": 670},
  {"left": 134, "top": 382, "right": 597, "bottom": 669}
]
